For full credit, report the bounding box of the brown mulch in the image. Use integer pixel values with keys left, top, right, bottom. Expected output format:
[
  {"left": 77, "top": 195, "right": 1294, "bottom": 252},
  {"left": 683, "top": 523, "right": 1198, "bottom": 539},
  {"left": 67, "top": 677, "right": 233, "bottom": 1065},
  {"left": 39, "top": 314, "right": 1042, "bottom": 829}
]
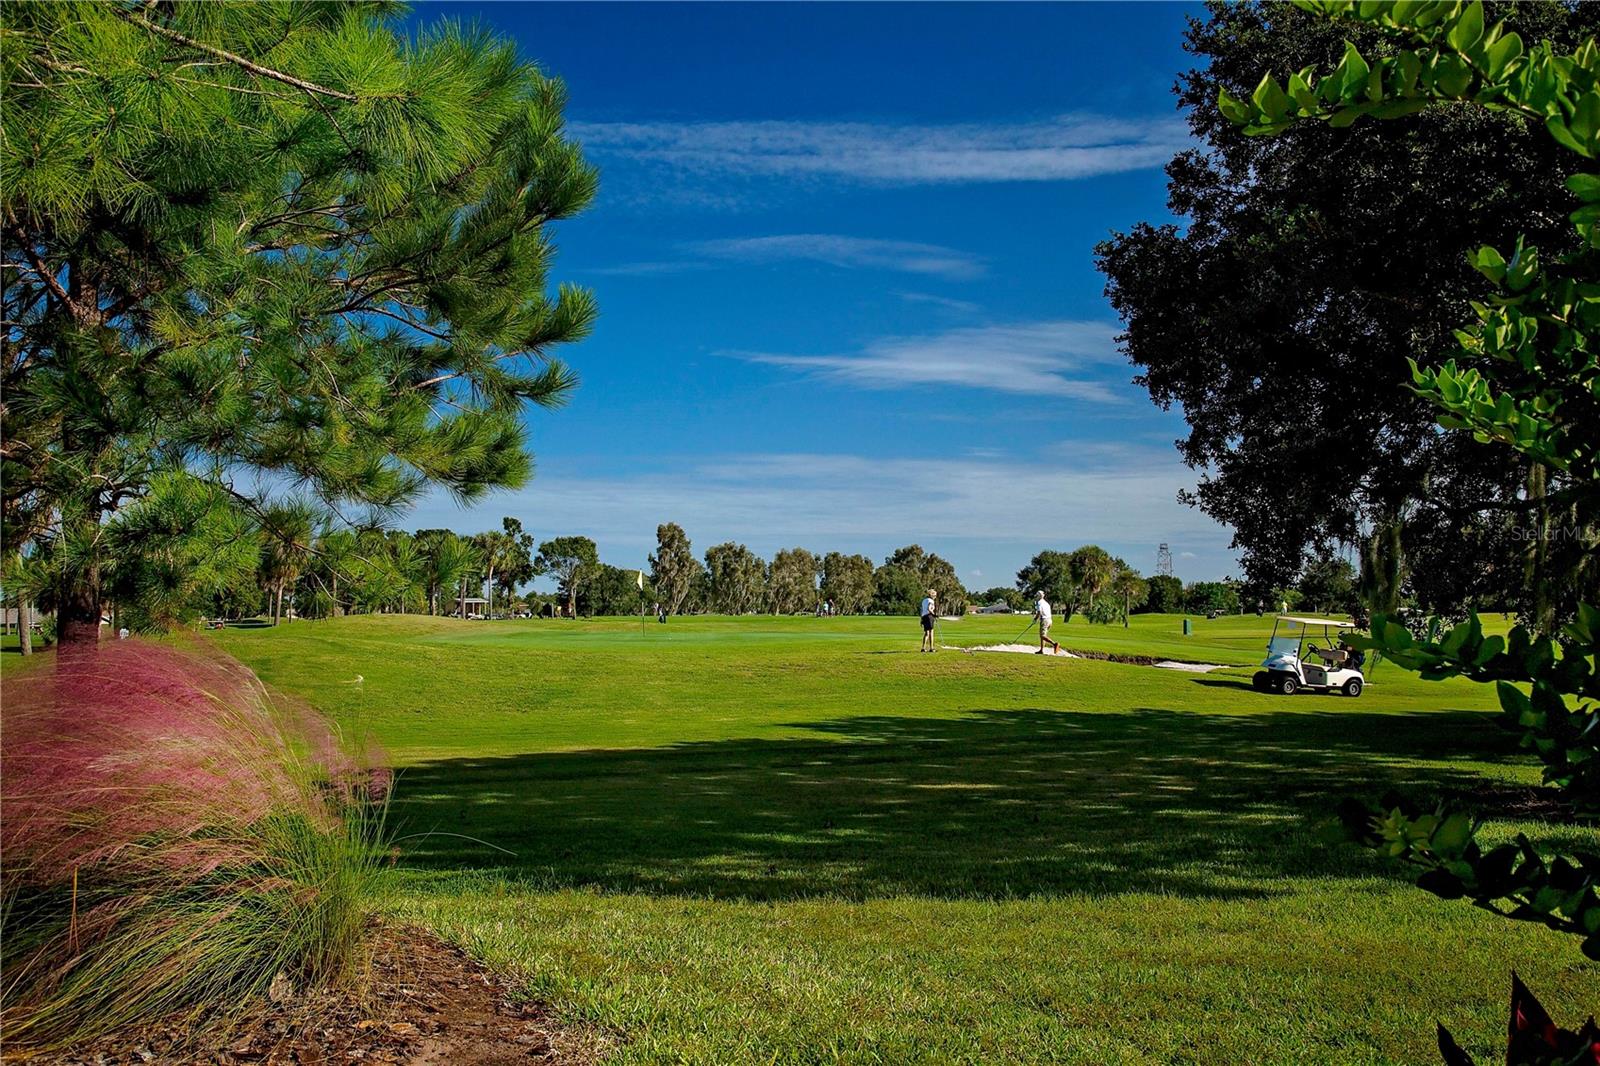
[
  {"left": 1460, "top": 781, "right": 1581, "bottom": 824},
  {"left": 9, "top": 926, "right": 613, "bottom": 1066}
]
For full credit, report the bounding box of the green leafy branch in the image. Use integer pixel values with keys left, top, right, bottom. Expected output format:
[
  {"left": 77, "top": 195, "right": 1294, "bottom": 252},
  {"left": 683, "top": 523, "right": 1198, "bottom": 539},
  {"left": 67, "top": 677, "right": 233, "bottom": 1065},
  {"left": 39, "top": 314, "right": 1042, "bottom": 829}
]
[
  {"left": 1341, "top": 602, "right": 1600, "bottom": 958},
  {"left": 1336, "top": 792, "right": 1600, "bottom": 959},
  {"left": 1352, "top": 608, "right": 1599, "bottom": 800},
  {"left": 1219, "top": 0, "right": 1600, "bottom": 967},
  {"left": 1218, "top": 1, "right": 1600, "bottom": 155},
  {"left": 1223, "top": 3, "right": 1600, "bottom": 488}
]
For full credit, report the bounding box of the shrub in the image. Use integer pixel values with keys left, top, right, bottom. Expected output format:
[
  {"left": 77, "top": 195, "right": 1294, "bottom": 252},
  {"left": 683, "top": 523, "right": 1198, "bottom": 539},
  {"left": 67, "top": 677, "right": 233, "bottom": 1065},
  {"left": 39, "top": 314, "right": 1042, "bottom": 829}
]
[
  {"left": 1438, "top": 973, "right": 1599, "bottom": 1066},
  {"left": 1, "top": 640, "right": 386, "bottom": 1047},
  {"left": 1085, "top": 598, "right": 1124, "bottom": 626}
]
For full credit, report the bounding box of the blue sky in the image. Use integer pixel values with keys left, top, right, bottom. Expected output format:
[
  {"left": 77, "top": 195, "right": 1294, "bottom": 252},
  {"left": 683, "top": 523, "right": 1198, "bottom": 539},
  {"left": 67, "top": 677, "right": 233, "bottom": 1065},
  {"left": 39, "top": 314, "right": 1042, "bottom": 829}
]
[{"left": 406, "top": 1, "right": 1236, "bottom": 589}]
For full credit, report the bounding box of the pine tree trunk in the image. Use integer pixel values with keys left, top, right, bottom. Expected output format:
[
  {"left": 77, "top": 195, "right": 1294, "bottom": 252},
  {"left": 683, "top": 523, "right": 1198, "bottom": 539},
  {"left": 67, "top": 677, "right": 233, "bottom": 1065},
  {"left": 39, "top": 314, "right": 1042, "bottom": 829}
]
[
  {"left": 57, "top": 567, "right": 101, "bottom": 650},
  {"left": 57, "top": 282, "right": 105, "bottom": 653},
  {"left": 57, "top": 505, "right": 103, "bottom": 651}
]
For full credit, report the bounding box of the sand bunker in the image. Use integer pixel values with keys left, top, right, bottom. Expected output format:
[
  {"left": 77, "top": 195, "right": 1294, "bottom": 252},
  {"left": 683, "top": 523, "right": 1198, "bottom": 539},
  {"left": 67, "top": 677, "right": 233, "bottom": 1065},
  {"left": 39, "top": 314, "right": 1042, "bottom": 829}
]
[
  {"left": 948, "top": 646, "right": 1226, "bottom": 671},
  {"left": 956, "top": 644, "right": 1079, "bottom": 657}
]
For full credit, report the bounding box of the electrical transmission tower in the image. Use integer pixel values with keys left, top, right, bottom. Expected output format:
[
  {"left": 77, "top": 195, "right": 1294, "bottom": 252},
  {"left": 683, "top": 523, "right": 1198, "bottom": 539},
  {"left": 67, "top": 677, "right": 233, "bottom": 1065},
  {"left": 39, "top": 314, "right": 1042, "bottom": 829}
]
[{"left": 1156, "top": 543, "right": 1173, "bottom": 577}]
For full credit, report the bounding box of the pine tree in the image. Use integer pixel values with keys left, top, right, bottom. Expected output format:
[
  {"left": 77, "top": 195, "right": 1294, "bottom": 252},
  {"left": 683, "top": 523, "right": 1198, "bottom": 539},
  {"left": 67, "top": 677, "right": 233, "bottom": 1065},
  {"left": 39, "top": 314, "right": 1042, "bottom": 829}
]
[
  {"left": 648, "top": 522, "right": 697, "bottom": 618},
  {"left": 2, "top": 2, "right": 596, "bottom": 646}
]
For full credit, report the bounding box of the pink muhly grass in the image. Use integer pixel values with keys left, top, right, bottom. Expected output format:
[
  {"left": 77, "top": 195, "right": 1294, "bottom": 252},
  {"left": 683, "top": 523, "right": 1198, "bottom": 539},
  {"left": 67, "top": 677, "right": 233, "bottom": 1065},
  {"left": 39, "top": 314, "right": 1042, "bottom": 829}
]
[{"left": 1, "top": 639, "right": 388, "bottom": 1048}]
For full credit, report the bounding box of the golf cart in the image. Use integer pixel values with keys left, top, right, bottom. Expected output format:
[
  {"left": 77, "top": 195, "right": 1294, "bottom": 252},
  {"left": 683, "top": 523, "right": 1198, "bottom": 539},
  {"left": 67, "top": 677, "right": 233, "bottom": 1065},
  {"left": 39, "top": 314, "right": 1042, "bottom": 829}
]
[{"left": 1252, "top": 615, "right": 1366, "bottom": 696}]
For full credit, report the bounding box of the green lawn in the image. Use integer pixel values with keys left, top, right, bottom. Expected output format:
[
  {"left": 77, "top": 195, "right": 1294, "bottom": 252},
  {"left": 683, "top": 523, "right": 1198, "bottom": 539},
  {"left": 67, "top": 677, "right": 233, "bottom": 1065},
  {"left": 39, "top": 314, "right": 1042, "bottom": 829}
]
[{"left": 205, "top": 612, "right": 1592, "bottom": 1064}]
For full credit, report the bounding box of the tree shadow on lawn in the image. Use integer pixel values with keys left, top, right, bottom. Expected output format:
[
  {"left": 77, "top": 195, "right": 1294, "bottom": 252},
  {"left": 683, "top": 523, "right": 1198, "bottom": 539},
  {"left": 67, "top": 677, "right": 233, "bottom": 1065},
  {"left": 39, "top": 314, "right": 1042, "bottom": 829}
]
[
  {"left": 391, "top": 707, "right": 1536, "bottom": 903},
  {"left": 1190, "top": 677, "right": 1257, "bottom": 691}
]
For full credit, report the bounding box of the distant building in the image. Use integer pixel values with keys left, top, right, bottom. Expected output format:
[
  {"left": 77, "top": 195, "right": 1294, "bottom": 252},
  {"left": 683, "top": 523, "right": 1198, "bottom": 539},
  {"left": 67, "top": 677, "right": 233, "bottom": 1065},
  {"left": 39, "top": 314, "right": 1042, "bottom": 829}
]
[
  {"left": 972, "top": 601, "right": 1014, "bottom": 615},
  {"left": 454, "top": 596, "right": 489, "bottom": 619},
  {"left": 1, "top": 607, "right": 49, "bottom": 633}
]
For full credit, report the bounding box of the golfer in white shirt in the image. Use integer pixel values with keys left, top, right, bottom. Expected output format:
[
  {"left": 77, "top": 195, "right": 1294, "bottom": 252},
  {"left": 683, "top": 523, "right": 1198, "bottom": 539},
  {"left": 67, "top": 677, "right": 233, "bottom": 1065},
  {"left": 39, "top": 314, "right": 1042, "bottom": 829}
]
[
  {"left": 920, "top": 589, "right": 938, "bottom": 653},
  {"left": 1035, "top": 593, "right": 1061, "bottom": 655}
]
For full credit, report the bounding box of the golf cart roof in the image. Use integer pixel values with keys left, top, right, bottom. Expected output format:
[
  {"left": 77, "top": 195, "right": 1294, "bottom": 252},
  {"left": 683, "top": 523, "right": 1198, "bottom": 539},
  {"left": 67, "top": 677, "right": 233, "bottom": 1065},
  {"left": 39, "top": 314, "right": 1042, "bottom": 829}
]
[{"left": 1277, "top": 615, "right": 1356, "bottom": 628}]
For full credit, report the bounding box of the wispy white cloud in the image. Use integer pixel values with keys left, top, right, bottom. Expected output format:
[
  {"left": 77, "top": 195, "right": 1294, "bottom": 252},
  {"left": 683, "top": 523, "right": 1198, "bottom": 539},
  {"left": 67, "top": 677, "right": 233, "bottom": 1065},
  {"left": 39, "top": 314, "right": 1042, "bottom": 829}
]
[
  {"left": 589, "top": 234, "right": 985, "bottom": 280},
  {"left": 408, "top": 446, "right": 1237, "bottom": 579},
  {"left": 693, "top": 234, "right": 986, "bottom": 279},
  {"left": 897, "top": 291, "right": 982, "bottom": 314},
  {"left": 728, "top": 320, "right": 1126, "bottom": 400},
  {"left": 571, "top": 114, "right": 1190, "bottom": 185},
  {"left": 585, "top": 260, "right": 700, "bottom": 277}
]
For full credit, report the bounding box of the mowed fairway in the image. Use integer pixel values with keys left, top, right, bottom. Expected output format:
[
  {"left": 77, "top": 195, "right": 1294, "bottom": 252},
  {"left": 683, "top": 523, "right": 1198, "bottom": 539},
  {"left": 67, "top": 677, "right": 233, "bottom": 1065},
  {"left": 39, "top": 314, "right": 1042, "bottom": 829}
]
[{"left": 214, "top": 613, "right": 1597, "bottom": 1065}]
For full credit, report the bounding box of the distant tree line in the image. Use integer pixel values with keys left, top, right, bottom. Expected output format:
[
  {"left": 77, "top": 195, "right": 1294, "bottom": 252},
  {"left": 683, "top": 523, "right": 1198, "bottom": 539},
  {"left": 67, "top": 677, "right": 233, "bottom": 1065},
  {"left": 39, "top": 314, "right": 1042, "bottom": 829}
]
[
  {"left": 24, "top": 498, "right": 1335, "bottom": 630},
  {"left": 643, "top": 525, "right": 969, "bottom": 618},
  {"left": 215, "top": 516, "right": 545, "bottom": 625},
  {"left": 969, "top": 548, "right": 1366, "bottom": 625}
]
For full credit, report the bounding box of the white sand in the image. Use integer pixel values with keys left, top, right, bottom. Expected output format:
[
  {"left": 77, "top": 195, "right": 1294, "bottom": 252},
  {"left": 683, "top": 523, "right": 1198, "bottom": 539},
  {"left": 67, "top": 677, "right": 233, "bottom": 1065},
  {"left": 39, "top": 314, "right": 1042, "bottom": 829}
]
[
  {"left": 946, "top": 646, "right": 1225, "bottom": 671},
  {"left": 954, "top": 643, "right": 1079, "bottom": 657}
]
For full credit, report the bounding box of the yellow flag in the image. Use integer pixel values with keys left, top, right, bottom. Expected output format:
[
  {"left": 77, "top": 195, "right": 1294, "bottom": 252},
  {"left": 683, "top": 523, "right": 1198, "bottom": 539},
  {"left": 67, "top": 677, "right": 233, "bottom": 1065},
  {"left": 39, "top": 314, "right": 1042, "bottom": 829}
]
[{"left": 636, "top": 570, "right": 645, "bottom": 590}]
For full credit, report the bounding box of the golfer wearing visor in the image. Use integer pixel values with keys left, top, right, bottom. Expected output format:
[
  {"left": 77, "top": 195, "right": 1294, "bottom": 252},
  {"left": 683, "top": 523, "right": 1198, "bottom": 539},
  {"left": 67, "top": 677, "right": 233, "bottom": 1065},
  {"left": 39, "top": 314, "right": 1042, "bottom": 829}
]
[
  {"left": 920, "top": 589, "right": 938, "bottom": 653},
  {"left": 1035, "top": 592, "right": 1061, "bottom": 655}
]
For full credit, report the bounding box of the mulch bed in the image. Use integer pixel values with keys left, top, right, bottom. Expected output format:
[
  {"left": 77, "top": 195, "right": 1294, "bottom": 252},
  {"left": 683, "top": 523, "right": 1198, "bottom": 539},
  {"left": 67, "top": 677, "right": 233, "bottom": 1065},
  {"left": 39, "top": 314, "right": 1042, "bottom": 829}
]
[
  {"left": 12, "top": 926, "right": 612, "bottom": 1066},
  {"left": 1460, "top": 781, "right": 1580, "bottom": 824}
]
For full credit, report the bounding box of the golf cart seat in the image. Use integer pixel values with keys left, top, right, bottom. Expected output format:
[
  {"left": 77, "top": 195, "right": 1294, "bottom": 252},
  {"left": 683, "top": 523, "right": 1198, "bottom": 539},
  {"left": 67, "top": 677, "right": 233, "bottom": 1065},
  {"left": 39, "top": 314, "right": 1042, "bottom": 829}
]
[{"left": 1309, "top": 644, "right": 1349, "bottom": 667}]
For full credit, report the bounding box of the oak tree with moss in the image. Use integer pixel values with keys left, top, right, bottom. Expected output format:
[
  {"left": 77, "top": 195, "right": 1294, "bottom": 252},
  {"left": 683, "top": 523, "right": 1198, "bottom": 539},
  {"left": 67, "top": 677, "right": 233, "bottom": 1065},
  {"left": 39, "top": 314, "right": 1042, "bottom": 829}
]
[{"left": 1221, "top": 0, "right": 1600, "bottom": 1004}]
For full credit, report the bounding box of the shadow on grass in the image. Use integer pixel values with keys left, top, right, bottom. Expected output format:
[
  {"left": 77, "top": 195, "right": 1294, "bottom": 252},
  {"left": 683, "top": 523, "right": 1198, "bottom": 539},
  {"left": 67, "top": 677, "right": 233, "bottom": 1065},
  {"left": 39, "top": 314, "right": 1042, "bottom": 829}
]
[
  {"left": 392, "top": 708, "right": 1521, "bottom": 903},
  {"left": 1190, "top": 677, "right": 1257, "bottom": 691}
]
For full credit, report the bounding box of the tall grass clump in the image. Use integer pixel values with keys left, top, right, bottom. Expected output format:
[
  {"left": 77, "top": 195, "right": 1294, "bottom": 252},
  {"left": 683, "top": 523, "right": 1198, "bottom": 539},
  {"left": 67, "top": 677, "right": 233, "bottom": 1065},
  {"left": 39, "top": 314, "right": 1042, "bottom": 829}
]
[{"left": 1, "top": 640, "right": 388, "bottom": 1047}]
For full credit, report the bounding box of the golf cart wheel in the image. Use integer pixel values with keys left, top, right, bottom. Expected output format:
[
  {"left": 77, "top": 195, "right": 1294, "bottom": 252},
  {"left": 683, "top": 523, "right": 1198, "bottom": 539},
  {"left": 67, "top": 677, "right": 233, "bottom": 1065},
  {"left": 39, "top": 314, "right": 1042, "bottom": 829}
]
[
  {"left": 1342, "top": 677, "right": 1363, "bottom": 697},
  {"left": 1276, "top": 674, "right": 1299, "bottom": 695}
]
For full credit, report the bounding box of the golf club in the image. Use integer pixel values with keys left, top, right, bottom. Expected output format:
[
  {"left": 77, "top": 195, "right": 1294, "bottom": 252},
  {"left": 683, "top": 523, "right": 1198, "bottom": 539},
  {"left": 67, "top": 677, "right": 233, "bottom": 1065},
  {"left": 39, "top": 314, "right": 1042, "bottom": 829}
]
[{"left": 933, "top": 612, "right": 977, "bottom": 654}]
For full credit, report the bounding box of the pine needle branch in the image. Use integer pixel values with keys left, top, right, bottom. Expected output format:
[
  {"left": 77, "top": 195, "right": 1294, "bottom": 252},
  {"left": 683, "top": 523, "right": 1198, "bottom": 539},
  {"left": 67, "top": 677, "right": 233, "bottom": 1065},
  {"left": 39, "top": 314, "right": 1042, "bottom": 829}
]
[{"left": 114, "top": 10, "right": 360, "bottom": 102}]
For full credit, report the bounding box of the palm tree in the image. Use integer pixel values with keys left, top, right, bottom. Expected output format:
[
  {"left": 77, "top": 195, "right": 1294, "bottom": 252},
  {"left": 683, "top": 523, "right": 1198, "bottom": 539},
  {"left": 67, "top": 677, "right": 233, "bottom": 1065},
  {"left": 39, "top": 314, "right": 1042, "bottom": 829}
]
[
  {"left": 259, "top": 502, "right": 317, "bottom": 625},
  {"left": 473, "top": 529, "right": 522, "bottom": 620},
  {"left": 315, "top": 528, "right": 358, "bottom": 617},
  {"left": 426, "top": 535, "right": 482, "bottom": 618},
  {"left": 1109, "top": 562, "right": 1149, "bottom": 628},
  {"left": 1, "top": 550, "right": 47, "bottom": 655},
  {"left": 387, "top": 534, "right": 425, "bottom": 613},
  {"left": 1068, "top": 546, "right": 1116, "bottom": 616}
]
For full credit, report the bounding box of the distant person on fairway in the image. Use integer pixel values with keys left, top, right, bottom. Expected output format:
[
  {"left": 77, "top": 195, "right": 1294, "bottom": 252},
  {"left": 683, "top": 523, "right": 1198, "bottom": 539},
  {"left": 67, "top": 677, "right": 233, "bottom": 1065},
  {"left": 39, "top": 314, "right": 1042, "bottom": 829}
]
[
  {"left": 920, "top": 589, "right": 938, "bottom": 653},
  {"left": 1035, "top": 593, "right": 1061, "bottom": 655}
]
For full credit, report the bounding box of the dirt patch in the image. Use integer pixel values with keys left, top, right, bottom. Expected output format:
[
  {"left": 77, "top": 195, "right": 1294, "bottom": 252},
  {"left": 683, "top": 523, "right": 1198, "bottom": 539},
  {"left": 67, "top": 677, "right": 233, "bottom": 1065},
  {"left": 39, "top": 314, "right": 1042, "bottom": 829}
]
[
  {"left": 1459, "top": 782, "right": 1580, "bottom": 824},
  {"left": 1056, "top": 647, "right": 1237, "bottom": 669},
  {"left": 16, "top": 925, "right": 611, "bottom": 1066},
  {"left": 1054, "top": 647, "right": 1161, "bottom": 665}
]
